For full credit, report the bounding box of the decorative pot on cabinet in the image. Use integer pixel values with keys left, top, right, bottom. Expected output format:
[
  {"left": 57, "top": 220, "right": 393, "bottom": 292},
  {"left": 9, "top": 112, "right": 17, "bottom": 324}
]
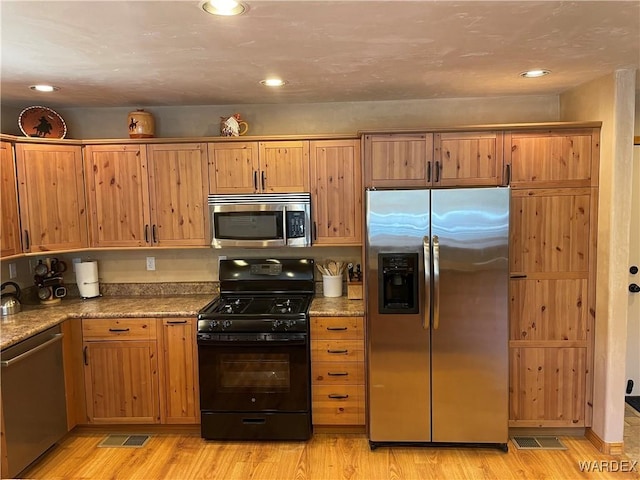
[{"left": 127, "top": 109, "right": 155, "bottom": 138}]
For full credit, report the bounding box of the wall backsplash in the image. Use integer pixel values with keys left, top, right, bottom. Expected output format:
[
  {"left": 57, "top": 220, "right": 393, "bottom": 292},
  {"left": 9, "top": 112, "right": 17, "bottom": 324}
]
[{"left": 1, "top": 247, "right": 361, "bottom": 290}]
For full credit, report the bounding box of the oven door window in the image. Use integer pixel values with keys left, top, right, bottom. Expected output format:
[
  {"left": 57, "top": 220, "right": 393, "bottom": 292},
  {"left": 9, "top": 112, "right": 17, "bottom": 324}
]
[
  {"left": 214, "top": 211, "right": 284, "bottom": 240},
  {"left": 219, "top": 353, "right": 289, "bottom": 392},
  {"left": 199, "top": 342, "right": 309, "bottom": 412}
]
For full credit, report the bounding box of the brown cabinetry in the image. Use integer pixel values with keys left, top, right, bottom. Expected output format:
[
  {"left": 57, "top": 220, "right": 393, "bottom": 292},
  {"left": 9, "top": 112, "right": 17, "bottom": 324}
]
[
  {"left": 84, "top": 143, "right": 209, "bottom": 247},
  {"left": 208, "top": 140, "right": 309, "bottom": 194},
  {"left": 434, "top": 131, "right": 504, "bottom": 186},
  {"left": 157, "top": 318, "right": 199, "bottom": 424},
  {"left": 505, "top": 129, "right": 599, "bottom": 188},
  {"left": 310, "top": 139, "right": 362, "bottom": 245},
  {"left": 364, "top": 132, "right": 504, "bottom": 188},
  {"left": 507, "top": 128, "right": 599, "bottom": 428},
  {"left": 310, "top": 316, "right": 365, "bottom": 426},
  {"left": 1, "top": 141, "right": 21, "bottom": 257},
  {"left": 15, "top": 143, "right": 87, "bottom": 252},
  {"left": 82, "top": 318, "right": 160, "bottom": 424}
]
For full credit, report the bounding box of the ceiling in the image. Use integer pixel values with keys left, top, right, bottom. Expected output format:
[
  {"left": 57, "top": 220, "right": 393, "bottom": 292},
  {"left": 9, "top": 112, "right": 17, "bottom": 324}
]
[{"left": 1, "top": 1, "right": 639, "bottom": 109}]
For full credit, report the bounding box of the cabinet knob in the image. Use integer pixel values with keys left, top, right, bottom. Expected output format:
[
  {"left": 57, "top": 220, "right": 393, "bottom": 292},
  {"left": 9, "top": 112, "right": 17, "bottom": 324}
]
[{"left": 630, "top": 283, "right": 640, "bottom": 293}]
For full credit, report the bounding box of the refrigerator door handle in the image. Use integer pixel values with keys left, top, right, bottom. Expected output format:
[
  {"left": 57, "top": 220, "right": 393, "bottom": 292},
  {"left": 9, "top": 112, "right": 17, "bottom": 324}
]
[
  {"left": 423, "top": 235, "right": 431, "bottom": 330},
  {"left": 433, "top": 235, "right": 440, "bottom": 330}
]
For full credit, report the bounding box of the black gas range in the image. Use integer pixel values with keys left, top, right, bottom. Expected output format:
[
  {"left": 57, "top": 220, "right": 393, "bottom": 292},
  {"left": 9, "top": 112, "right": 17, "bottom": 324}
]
[{"left": 197, "top": 258, "right": 315, "bottom": 441}]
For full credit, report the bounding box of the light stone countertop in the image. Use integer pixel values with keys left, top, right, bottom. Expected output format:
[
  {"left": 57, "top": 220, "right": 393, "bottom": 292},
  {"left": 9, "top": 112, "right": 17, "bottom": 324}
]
[{"left": 0, "top": 295, "right": 364, "bottom": 350}]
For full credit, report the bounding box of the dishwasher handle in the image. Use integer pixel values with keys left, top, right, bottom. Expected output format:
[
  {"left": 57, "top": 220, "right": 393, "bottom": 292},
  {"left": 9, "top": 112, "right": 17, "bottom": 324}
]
[{"left": 1, "top": 333, "right": 64, "bottom": 368}]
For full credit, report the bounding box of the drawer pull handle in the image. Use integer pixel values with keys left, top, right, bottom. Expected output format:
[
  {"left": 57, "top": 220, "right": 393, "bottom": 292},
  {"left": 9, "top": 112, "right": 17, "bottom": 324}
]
[
  {"left": 327, "top": 349, "right": 348, "bottom": 354},
  {"left": 328, "top": 394, "right": 349, "bottom": 399},
  {"left": 326, "top": 327, "right": 348, "bottom": 331},
  {"left": 166, "top": 320, "right": 187, "bottom": 325},
  {"left": 108, "top": 328, "right": 131, "bottom": 333},
  {"left": 327, "top": 372, "right": 349, "bottom": 376}
]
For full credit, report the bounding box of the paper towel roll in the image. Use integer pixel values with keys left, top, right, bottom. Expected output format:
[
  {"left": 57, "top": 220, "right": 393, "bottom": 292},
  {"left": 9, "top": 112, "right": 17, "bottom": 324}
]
[{"left": 76, "top": 261, "right": 100, "bottom": 298}]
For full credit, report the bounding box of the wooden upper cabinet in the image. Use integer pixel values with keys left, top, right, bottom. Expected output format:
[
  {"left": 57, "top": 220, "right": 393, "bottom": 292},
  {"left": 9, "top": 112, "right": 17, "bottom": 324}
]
[
  {"left": 510, "top": 189, "right": 591, "bottom": 274},
  {"left": 310, "top": 140, "right": 362, "bottom": 245},
  {"left": 84, "top": 144, "right": 150, "bottom": 247},
  {"left": 85, "top": 143, "right": 209, "bottom": 248},
  {"left": 207, "top": 142, "right": 259, "bottom": 194},
  {"left": 364, "top": 134, "right": 433, "bottom": 188},
  {"left": 258, "top": 141, "right": 310, "bottom": 193},
  {"left": 434, "top": 132, "right": 504, "bottom": 186},
  {"left": 208, "top": 140, "right": 310, "bottom": 193},
  {"left": 506, "top": 129, "right": 599, "bottom": 188},
  {"left": 15, "top": 143, "right": 87, "bottom": 252},
  {"left": 1, "top": 141, "right": 21, "bottom": 257},
  {"left": 146, "top": 143, "right": 209, "bottom": 247}
]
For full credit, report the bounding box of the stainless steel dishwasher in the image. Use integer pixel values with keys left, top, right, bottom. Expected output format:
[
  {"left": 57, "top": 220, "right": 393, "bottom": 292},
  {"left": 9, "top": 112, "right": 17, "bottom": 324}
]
[{"left": 1, "top": 325, "right": 68, "bottom": 478}]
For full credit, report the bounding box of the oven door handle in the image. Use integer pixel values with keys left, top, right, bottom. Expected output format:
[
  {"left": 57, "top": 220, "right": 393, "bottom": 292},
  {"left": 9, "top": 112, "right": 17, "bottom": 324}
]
[{"left": 198, "top": 338, "right": 307, "bottom": 347}]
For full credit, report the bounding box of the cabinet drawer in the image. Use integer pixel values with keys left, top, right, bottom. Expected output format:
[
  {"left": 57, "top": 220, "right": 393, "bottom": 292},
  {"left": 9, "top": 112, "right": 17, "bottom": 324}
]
[
  {"left": 312, "top": 361, "right": 364, "bottom": 385},
  {"left": 311, "top": 317, "right": 363, "bottom": 340},
  {"left": 82, "top": 318, "right": 157, "bottom": 340},
  {"left": 312, "top": 385, "right": 365, "bottom": 425},
  {"left": 311, "top": 340, "right": 364, "bottom": 362}
]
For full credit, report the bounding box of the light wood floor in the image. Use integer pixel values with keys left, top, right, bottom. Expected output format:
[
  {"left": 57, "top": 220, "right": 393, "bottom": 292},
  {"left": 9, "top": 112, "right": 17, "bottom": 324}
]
[
  {"left": 22, "top": 430, "right": 640, "bottom": 480},
  {"left": 625, "top": 402, "right": 640, "bottom": 465}
]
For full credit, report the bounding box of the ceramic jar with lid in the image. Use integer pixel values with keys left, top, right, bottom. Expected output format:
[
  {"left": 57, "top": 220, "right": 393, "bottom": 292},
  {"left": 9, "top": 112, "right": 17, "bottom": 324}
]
[{"left": 127, "top": 109, "right": 155, "bottom": 138}]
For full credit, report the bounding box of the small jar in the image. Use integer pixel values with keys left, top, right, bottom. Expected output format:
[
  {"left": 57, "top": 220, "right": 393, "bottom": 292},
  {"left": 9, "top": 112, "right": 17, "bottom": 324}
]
[{"left": 127, "top": 109, "right": 155, "bottom": 138}]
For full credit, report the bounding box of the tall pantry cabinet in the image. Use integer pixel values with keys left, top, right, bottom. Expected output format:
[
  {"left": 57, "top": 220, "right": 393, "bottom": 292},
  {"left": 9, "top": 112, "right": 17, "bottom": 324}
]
[{"left": 506, "top": 128, "right": 599, "bottom": 427}]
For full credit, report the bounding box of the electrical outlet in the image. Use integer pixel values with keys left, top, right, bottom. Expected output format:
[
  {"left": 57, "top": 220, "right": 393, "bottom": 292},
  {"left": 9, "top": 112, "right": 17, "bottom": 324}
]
[
  {"left": 146, "top": 256, "right": 156, "bottom": 271},
  {"left": 8, "top": 263, "right": 17, "bottom": 279}
]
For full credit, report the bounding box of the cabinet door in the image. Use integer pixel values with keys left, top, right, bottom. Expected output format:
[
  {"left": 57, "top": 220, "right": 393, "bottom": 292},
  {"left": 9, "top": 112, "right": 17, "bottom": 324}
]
[
  {"left": 364, "top": 134, "right": 433, "bottom": 187},
  {"left": 509, "top": 188, "right": 594, "bottom": 427},
  {"left": 15, "top": 143, "right": 87, "bottom": 252},
  {"left": 506, "top": 129, "right": 598, "bottom": 188},
  {"left": 207, "top": 142, "right": 259, "bottom": 194},
  {"left": 434, "top": 132, "right": 503, "bottom": 186},
  {"left": 84, "top": 144, "right": 151, "bottom": 247},
  {"left": 310, "top": 140, "right": 362, "bottom": 245},
  {"left": 147, "top": 143, "right": 210, "bottom": 246},
  {"left": 259, "top": 141, "right": 310, "bottom": 192},
  {"left": 1, "top": 142, "right": 21, "bottom": 257},
  {"left": 83, "top": 340, "right": 160, "bottom": 424},
  {"left": 158, "top": 318, "right": 199, "bottom": 424}
]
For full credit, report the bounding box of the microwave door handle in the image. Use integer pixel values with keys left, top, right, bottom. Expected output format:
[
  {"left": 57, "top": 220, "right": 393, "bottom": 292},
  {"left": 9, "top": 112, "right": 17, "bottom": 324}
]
[
  {"left": 423, "top": 235, "right": 430, "bottom": 330},
  {"left": 433, "top": 235, "right": 440, "bottom": 330}
]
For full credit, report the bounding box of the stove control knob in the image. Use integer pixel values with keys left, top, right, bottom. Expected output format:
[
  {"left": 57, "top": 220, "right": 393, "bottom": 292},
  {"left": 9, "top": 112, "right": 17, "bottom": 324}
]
[
  {"left": 285, "top": 320, "right": 296, "bottom": 330},
  {"left": 272, "top": 320, "right": 282, "bottom": 330},
  {"left": 208, "top": 320, "right": 219, "bottom": 330},
  {"left": 222, "top": 320, "right": 232, "bottom": 329}
]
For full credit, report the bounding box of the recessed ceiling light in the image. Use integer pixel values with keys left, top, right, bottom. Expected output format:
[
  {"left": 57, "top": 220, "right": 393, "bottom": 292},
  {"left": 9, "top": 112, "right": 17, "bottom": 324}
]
[
  {"left": 260, "top": 78, "right": 287, "bottom": 87},
  {"left": 29, "top": 84, "right": 60, "bottom": 92},
  {"left": 519, "top": 69, "right": 551, "bottom": 78},
  {"left": 200, "top": 0, "right": 247, "bottom": 16}
]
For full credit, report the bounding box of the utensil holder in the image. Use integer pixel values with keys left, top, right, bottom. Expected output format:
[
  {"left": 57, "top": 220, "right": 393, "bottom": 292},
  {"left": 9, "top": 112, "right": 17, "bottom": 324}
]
[{"left": 322, "top": 275, "right": 342, "bottom": 297}]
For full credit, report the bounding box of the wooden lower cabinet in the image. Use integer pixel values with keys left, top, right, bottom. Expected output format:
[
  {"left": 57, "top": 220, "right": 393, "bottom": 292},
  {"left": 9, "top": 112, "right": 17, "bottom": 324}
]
[
  {"left": 82, "top": 319, "right": 160, "bottom": 424},
  {"left": 81, "top": 317, "right": 199, "bottom": 425},
  {"left": 157, "top": 318, "right": 199, "bottom": 424},
  {"left": 310, "top": 316, "right": 365, "bottom": 426}
]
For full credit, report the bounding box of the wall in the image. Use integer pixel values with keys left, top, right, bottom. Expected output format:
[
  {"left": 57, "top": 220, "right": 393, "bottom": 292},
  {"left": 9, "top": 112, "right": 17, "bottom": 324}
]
[
  {"left": 560, "top": 69, "right": 637, "bottom": 444},
  {"left": 1, "top": 95, "right": 559, "bottom": 139}
]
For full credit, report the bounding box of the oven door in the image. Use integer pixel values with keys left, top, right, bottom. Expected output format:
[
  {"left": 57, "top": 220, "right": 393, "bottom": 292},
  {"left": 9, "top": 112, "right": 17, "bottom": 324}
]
[{"left": 198, "top": 333, "right": 310, "bottom": 413}]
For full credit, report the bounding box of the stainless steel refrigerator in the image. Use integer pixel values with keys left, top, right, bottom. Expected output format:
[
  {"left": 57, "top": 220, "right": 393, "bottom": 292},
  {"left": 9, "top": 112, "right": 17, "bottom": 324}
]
[{"left": 365, "top": 187, "right": 509, "bottom": 450}]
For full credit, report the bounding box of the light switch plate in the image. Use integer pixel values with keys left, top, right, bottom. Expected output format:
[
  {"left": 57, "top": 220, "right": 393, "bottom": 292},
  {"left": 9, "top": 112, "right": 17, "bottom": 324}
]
[{"left": 146, "top": 256, "right": 156, "bottom": 271}]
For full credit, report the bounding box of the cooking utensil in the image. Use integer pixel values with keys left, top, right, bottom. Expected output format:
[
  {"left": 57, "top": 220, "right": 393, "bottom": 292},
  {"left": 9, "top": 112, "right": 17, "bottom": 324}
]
[
  {"left": 38, "top": 286, "right": 52, "bottom": 301},
  {"left": 1, "top": 282, "right": 22, "bottom": 316},
  {"left": 51, "top": 258, "right": 67, "bottom": 273},
  {"left": 34, "top": 260, "right": 48, "bottom": 277}
]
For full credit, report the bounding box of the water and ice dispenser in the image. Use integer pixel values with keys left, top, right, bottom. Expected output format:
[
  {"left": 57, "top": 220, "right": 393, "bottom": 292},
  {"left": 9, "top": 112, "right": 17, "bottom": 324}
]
[{"left": 378, "top": 253, "right": 419, "bottom": 314}]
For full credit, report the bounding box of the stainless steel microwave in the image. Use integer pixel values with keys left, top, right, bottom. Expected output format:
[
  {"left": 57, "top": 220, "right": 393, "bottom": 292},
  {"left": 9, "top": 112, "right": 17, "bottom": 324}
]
[{"left": 208, "top": 193, "right": 312, "bottom": 248}]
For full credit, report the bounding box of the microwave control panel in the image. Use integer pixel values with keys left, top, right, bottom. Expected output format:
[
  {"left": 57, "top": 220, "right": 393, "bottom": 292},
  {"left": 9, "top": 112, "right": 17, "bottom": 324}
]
[{"left": 286, "top": 211, "right": 307, "bottom": 238}]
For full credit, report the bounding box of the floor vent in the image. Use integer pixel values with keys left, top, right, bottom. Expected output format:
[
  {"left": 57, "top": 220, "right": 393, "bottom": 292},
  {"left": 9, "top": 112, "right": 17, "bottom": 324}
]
[
  {"left": 511, "top": 436, "right": 567, "bottom": 450},
  {"left": 98, "top": 434, "right": 151, "bottom": 448}
]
